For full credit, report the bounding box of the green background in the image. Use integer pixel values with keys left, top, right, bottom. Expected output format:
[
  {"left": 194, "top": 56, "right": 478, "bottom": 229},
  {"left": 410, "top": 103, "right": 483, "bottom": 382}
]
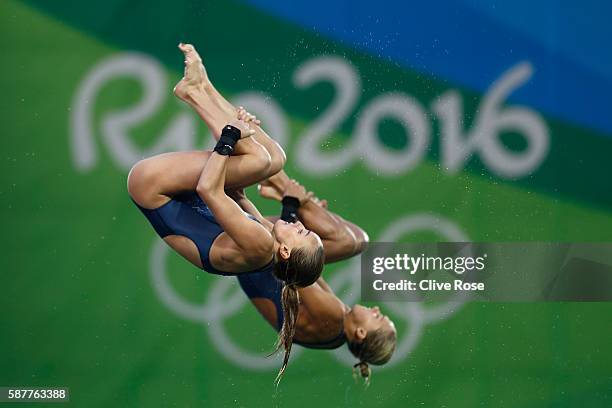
[{"left": 1, "top": 0, "right": 611, "bottom": 406}]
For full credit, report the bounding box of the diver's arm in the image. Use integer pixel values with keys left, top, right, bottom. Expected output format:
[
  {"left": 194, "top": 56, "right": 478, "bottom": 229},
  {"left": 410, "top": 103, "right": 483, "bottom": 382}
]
[
  {"left": 227, "top": 188, "right": 274, "bottom": 231},
  {"left": 259, "top": 174, "right": 369, "bottom": 263},
  {"left": 196, "top": 126, "right": 273, "bottom": 259}
]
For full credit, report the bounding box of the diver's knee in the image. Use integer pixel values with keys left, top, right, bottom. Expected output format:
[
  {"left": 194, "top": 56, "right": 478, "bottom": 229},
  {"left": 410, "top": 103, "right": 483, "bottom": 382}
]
[
  {"left": 267, "top": 142, "right": 286, "bottom": 175},
  {"left": 127, "top": 159, "right": 158, "bottom": 201},
  {"left": 253, "top": 145, "right": 273, "bottom": 177},
  {"left": 354, "top": 228, "right": 370, "bottom": 255}
]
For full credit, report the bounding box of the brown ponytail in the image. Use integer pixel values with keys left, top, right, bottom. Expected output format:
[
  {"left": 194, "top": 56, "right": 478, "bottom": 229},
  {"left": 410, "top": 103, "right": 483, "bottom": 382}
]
[
  {"left": 273, "top": 283, "right": 299, "bottom": 386},
  {"left": 353, "top": 361, "right": 372, "bottom": 386},
  {"left": 271, "top": 245, "right": 324, "bottom": 385}
]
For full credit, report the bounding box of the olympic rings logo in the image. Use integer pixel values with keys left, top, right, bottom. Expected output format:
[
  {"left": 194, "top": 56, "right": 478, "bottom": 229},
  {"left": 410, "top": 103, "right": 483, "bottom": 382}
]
[{"left": 150, "top": 213, "right": 470, "bottom": 371}]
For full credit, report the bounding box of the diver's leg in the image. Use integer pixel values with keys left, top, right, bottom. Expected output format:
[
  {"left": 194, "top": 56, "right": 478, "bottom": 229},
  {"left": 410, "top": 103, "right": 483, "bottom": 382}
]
[
  {"left": 128, "top": 44, "right": 280, "bottom": 210},
  {"left": 173, "top": 43, "right": 286, "bottom": 174},
  {"left": 127, "top": 138, "right": 270, "bottom": 210}
]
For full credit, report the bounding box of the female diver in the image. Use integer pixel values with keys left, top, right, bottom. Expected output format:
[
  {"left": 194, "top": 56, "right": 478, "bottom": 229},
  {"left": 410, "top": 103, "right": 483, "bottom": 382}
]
[
  {"left": 127, "top": 44, "right": 324, "bottom": 382},
  {"left": 235, "top": 172, "right": 397, "bottom": 385}
]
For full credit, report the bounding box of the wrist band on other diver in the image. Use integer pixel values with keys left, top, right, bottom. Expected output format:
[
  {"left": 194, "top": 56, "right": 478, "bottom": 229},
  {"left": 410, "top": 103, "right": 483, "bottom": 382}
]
[{"left": 280, "top": 196, "right": 300, "bottom": 223}]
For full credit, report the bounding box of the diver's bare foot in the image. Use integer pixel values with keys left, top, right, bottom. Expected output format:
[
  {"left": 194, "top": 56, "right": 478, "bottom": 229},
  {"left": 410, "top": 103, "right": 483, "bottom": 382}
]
[
  {"left": 258, "top": 176, "right": 329, "bottom": 208},
  {"left": 259, "top": 172, "right": 287, "bottom": 197},
  {"left": 173, "top": 43, "right": 210, "bottom": 102},
  {"left": 312, "top": 197, "right": 328, "bottom": 209},
  {"left": 257, "top": 182, "right": 283, "bottom": 202}
]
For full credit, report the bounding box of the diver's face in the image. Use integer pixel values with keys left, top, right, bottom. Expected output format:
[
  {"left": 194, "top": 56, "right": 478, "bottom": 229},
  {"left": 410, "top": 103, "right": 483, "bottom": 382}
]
[
  {"left": 272, "top": 220, "right": 321, "bottom": 252},
  {"left": 349, "top": 304, "right": 396, "bottom": 334}
]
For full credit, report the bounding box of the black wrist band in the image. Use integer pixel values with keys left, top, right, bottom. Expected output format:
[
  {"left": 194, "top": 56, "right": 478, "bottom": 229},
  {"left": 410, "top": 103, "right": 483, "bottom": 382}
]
[
  {"left": 214, "top": 125, "right": 241, "bottom": 155},
  {"left": 280, "top": 196, "right": 300, "bottom": 223}
]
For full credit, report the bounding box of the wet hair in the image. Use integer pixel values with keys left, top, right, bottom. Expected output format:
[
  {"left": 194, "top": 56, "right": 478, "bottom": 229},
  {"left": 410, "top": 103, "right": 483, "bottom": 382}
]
[
  {"left": 348, "top": 328, "right": 397, "bottom": 385},
  {"left": 272, "top": 244, "right": 324, "bottom": 385}
]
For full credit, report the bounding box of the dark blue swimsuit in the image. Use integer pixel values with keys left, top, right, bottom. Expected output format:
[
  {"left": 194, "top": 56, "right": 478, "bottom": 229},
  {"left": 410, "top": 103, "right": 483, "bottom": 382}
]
[
  {"left": 237, "top": 272, "right": 346, "bottom": 350},
  {"left": 134, "top": 191, "right": 274, "bottom": 276},
  {"left": 135, "top": 191, "right": 345, "bottom": 350}
]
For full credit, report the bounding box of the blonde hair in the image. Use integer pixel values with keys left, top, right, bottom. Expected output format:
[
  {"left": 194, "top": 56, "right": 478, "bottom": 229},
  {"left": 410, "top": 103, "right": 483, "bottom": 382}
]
[{"left": 348, "top": 328, "right": 397, "bottom": 385}]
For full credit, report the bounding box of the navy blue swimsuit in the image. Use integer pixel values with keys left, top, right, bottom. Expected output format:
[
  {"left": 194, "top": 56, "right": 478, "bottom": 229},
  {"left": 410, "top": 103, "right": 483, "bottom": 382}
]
[
  {"left": 134, "top": 191, "right": 274, "bottom": 276},
  {"left": 135, "top": 191, "right": 345, "bottom": 349},
  {"left": 237, "top": 271, "right": 346, "bottom": 350}
]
